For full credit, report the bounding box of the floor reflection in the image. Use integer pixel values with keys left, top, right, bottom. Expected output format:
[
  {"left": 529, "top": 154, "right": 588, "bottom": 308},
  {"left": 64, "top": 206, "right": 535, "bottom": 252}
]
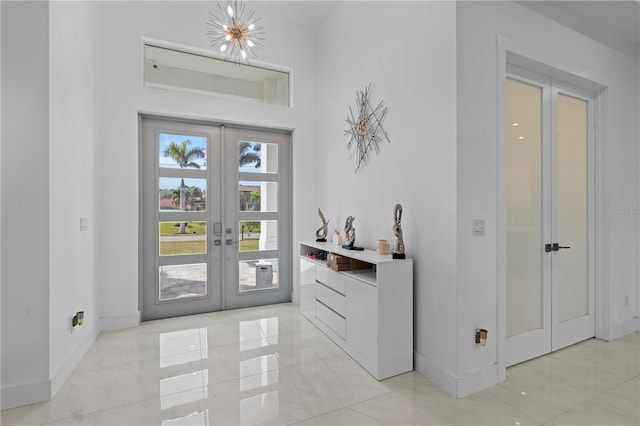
[
  {"left": 161, "top": 410, "right": 209, "bottom": 425},
  {"left": 156, "top": 316, "right": 282, "bottom": 424},
  {"left": 2, "top": 303, "right": 636, "bottom": 426},
  {"left": 240, "top": 390, "right": 280, "bottom": 424}
]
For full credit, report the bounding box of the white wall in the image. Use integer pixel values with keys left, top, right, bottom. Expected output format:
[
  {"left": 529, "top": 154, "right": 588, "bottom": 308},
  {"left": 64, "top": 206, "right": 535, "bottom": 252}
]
[
  {"left": 456, "top": 0, "right": 639, "bottom": 396},
  {"left": 98, "top": 1, "right": 318, "bottom": 326},
  {"left": 48, "top": 0, "right": 102, "bottom": 395},
  {"left": 0, "top": 0, "right": 51, "bottom": 408},
  {"left": 316, "top": 0, "right": 459, "bottom": 383},
  {"left": 1, "top": 0, "right": 3, "bottom": 409}
]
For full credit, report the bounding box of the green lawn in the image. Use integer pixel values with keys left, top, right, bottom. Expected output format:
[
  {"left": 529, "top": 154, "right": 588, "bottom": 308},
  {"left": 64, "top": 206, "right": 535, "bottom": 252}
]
[
  {"left": 160, "top": 237, "right": 259, "bottom": 256},
  {"left": 160, "top": 222, "right": 206, "bottom": 236},
  {"left": 240, "top": 239, "right": 259, "bottom": 252},
  {"left": 160, "top": 240, "right": 206, "bottom": 256}
]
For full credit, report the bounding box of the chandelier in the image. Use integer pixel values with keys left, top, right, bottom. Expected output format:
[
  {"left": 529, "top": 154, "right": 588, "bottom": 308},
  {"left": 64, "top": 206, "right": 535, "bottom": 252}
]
[{"left": 206, "top": 0, "right": 265, "bottom": 64}]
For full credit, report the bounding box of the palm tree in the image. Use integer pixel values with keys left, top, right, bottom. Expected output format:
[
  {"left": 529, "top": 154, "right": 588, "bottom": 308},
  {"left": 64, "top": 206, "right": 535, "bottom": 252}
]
[
  {"left": 171, "top": 186, "right": 204, "bottom": 211},
  {"left": 239, "top": 142, "right": 261, "bottom": 168},
  {"left": 163, "top": 140, "right": 205, "bottom": 233},
  {"left": 163, "top": 139, "right": 205, "bottom": 169}
]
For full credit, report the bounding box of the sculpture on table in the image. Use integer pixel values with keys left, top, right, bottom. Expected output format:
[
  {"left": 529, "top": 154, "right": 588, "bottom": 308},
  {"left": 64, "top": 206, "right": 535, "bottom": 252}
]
[
  {"left": 392, "top": 204, "right": 406, "bottom": 259},
  {"left": 315, "top": 208, "right": 330, "bottom": 242},
  {"left": 342, "top": 216, "right": 356, "bottom": 249}
]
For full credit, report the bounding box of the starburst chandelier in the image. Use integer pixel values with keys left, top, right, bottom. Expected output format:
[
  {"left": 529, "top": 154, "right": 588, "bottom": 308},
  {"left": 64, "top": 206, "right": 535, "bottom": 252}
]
[{"left": 206, "top": 0, "right": 265, "bottom": 64}]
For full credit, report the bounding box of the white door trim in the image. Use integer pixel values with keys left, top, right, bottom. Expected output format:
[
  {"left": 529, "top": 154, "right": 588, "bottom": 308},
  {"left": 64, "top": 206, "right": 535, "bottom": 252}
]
[{"left": 496, "top": 35, "right": 610, "bottom": 382}]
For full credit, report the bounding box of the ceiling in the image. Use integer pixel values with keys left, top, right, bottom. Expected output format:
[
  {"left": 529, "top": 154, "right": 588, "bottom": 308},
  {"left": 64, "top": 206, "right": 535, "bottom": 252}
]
[
  {"left": 247, "top": 1, "right": 639, "bottom": 58},
  {"left": 518, "top": 0, "right": 640, "bottom": 57}
]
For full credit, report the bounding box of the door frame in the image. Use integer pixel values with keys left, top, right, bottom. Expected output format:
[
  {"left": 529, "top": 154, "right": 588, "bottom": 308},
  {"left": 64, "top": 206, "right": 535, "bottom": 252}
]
[
  {"left": 496, "top": 37, "right": 610, "bottom": 381},
  {"left": 139, "top": 114, "right": 293, "bottom": 320}
]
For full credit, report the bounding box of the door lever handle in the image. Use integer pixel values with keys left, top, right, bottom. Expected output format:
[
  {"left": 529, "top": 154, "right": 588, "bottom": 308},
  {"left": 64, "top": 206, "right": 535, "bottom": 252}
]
[{"left": 546, "top": 243, "right": 571, "bottom": 252}]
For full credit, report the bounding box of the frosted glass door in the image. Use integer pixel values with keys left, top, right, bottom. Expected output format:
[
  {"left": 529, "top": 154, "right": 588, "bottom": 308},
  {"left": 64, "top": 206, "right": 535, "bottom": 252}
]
[
  {"left": 505, "top": 77, "right": 551, "bottom": 366},
  {"left": 505, "top": 71, "right": 595, "bottom": 366},
  {"left": 551, "top": 90, "right": 595, "bottom": 351}
]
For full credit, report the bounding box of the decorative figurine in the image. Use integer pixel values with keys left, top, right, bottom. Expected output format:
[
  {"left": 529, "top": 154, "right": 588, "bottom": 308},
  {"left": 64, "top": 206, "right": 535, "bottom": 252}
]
[
  {"left": 343, "top": 216, "right": 355, "bottom": 248},
  {"left": 315, "top": 208, "right": 330, "bottom": 242},
  {"left": 392, "top": 204, "right": 406, "bottom": 259},
  {"left": 342, "top": 215, "right": 363, "bottom": 250},
  {"left": 333, "top": 229, "right": 343, "bottom": 245}
]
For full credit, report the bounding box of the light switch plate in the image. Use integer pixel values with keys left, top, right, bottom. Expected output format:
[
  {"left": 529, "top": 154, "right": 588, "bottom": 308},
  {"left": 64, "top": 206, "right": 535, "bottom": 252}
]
[
  {"left": 472, "top": 219, "right": 485, "bottom": 236},
  {"left": 80, "top": 217, "right": 88, "bottom": 232}
]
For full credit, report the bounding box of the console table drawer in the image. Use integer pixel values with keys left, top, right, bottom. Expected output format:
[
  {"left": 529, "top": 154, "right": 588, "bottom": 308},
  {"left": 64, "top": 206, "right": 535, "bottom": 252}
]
[
  {"left": 315, "top": 300, "right": 346, "bottom": 339},
  {"left": 316, "top": 267, "right": 346, "bottom": 295},
  {"left": 315, "top": 282, "right": 346, "bottom": 317}
]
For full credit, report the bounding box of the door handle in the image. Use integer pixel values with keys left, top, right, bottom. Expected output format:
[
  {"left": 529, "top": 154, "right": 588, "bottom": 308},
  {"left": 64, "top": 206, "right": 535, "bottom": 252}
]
[
  {"left": 214, "top": 239, "right": 221, "bottom": 246},
  {"left": 226, "top": 239, "right": 239, "bottom": 245},
  {"left": 546, "top": 243, "right": 571, "bottom": 252}
]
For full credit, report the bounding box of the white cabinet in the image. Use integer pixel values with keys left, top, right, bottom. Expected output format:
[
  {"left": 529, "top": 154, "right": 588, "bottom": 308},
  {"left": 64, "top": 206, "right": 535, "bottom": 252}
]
[
  {"left": 299, "top": 257, "right": 316, "bottom": 320},
  {"left": 299, "top": 241, "right": 413, "bottom": 380}
]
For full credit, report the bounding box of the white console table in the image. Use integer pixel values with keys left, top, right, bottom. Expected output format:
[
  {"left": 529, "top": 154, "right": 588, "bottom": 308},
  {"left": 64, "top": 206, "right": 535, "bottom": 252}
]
[{"left": 299, "top": 241, "right": 413, "bottom": 380}]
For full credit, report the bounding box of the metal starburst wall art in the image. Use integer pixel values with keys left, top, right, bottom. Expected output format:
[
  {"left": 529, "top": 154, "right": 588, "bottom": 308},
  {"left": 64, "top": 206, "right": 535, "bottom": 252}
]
[
  {"left": 345, "top": 83, "right": 390, "bottom": 172},
  {"left": 206, "top": 0, "right": 265, "bottom": 64}
]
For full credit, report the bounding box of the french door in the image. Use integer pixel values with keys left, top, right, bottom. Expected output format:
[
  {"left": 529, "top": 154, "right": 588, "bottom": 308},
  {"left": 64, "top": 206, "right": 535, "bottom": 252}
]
[
  {"left": 141, "top": 118, "right": 291, "bottom": 320},
  {"left": 505, "top": 67, "right": 595, "bottom": 366}
]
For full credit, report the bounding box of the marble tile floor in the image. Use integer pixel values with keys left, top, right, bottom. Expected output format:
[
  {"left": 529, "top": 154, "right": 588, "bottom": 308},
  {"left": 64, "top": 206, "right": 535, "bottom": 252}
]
[{"left": 2, "top": 303, "right": 638, "bottom": 425}]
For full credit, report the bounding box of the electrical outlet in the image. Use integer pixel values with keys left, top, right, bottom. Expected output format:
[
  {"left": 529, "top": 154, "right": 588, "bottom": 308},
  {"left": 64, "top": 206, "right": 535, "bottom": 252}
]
[
  {"left": 80, "top": 217, "right": 88, "bottom": 232},
  {"left": 472, "top": 219, "right": 485, "bottom": 236}
]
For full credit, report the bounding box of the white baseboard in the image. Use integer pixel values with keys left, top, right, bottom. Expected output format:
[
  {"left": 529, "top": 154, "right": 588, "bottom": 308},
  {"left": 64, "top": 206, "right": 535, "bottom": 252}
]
[
  {"left": 457, "top": 363, "right": 499, "bottom": 398},
  {"left": 414, "top": 350, "right": 458, "bottom": 398},
  {"left": 2, "top": 326, "right": 100, "bottom": 410},
  {"left": 414, "top": 351, "right": 499, "bottom": 399},
  {"left": 50, "top": 325, "right": 100, "bottom": 396},
  {"left": 611, "top": 317, "right": 640, "bottom": 340},
  {"left": 1, "top": 380, "right": 51, "bottom": 410},
  {"left": 99, "top": 311, "right": 141, "bottom": 331}
]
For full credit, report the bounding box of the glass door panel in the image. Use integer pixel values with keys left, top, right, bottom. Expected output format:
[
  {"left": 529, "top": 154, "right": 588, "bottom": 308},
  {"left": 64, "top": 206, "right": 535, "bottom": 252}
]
[
  {"left": 556, "top": 93, "right": 588, "bottom": 322},
  {"left": 551, "top": 88, "right": 595, "bottom": 351},
  {"left": 159, "top": 178, "right": 207, "bottom": 212},
  {"left": 239, "top": 182, "right": 278, "bottom": 212},
  {"left": 506, "top": 77, "right": 544, "bottom": 337},
  {"left": 159, "top": 263, "right": 207, "bottom": 301}
]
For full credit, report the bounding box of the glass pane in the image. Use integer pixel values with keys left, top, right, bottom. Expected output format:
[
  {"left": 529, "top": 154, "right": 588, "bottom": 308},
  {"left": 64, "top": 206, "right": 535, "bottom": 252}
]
[
  {"left": 159, "top": 178, "right": 206, "bottom": 212},
  {"left": 239, "top": 141, "right": 278, "bottom": 174},
  {"left": 239, "top": 258, "right": 279, "bottom": 292},
  {"left": 145, "top": 44, "right": 290, "bottom": 107},
  {"left": 160, "top": 221, "right": 206, "bottom": 256},
  {"left": 159, "top": 133, "right": 207, "bottom": 170},
  {"left": 159, "top": 263, "right": 207, "bottom": 301},
  {"left": 557, "top": 94, "right": 588, "bottom": 322},
  {"left": 239, "top": 220, "right": 277, "bottom": 252},
  {"left": 239, "top": 181, "right": 278, "bottom": 212},
  {"left": 506, "top": 78, "right": 543, "bottom": 338}
]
